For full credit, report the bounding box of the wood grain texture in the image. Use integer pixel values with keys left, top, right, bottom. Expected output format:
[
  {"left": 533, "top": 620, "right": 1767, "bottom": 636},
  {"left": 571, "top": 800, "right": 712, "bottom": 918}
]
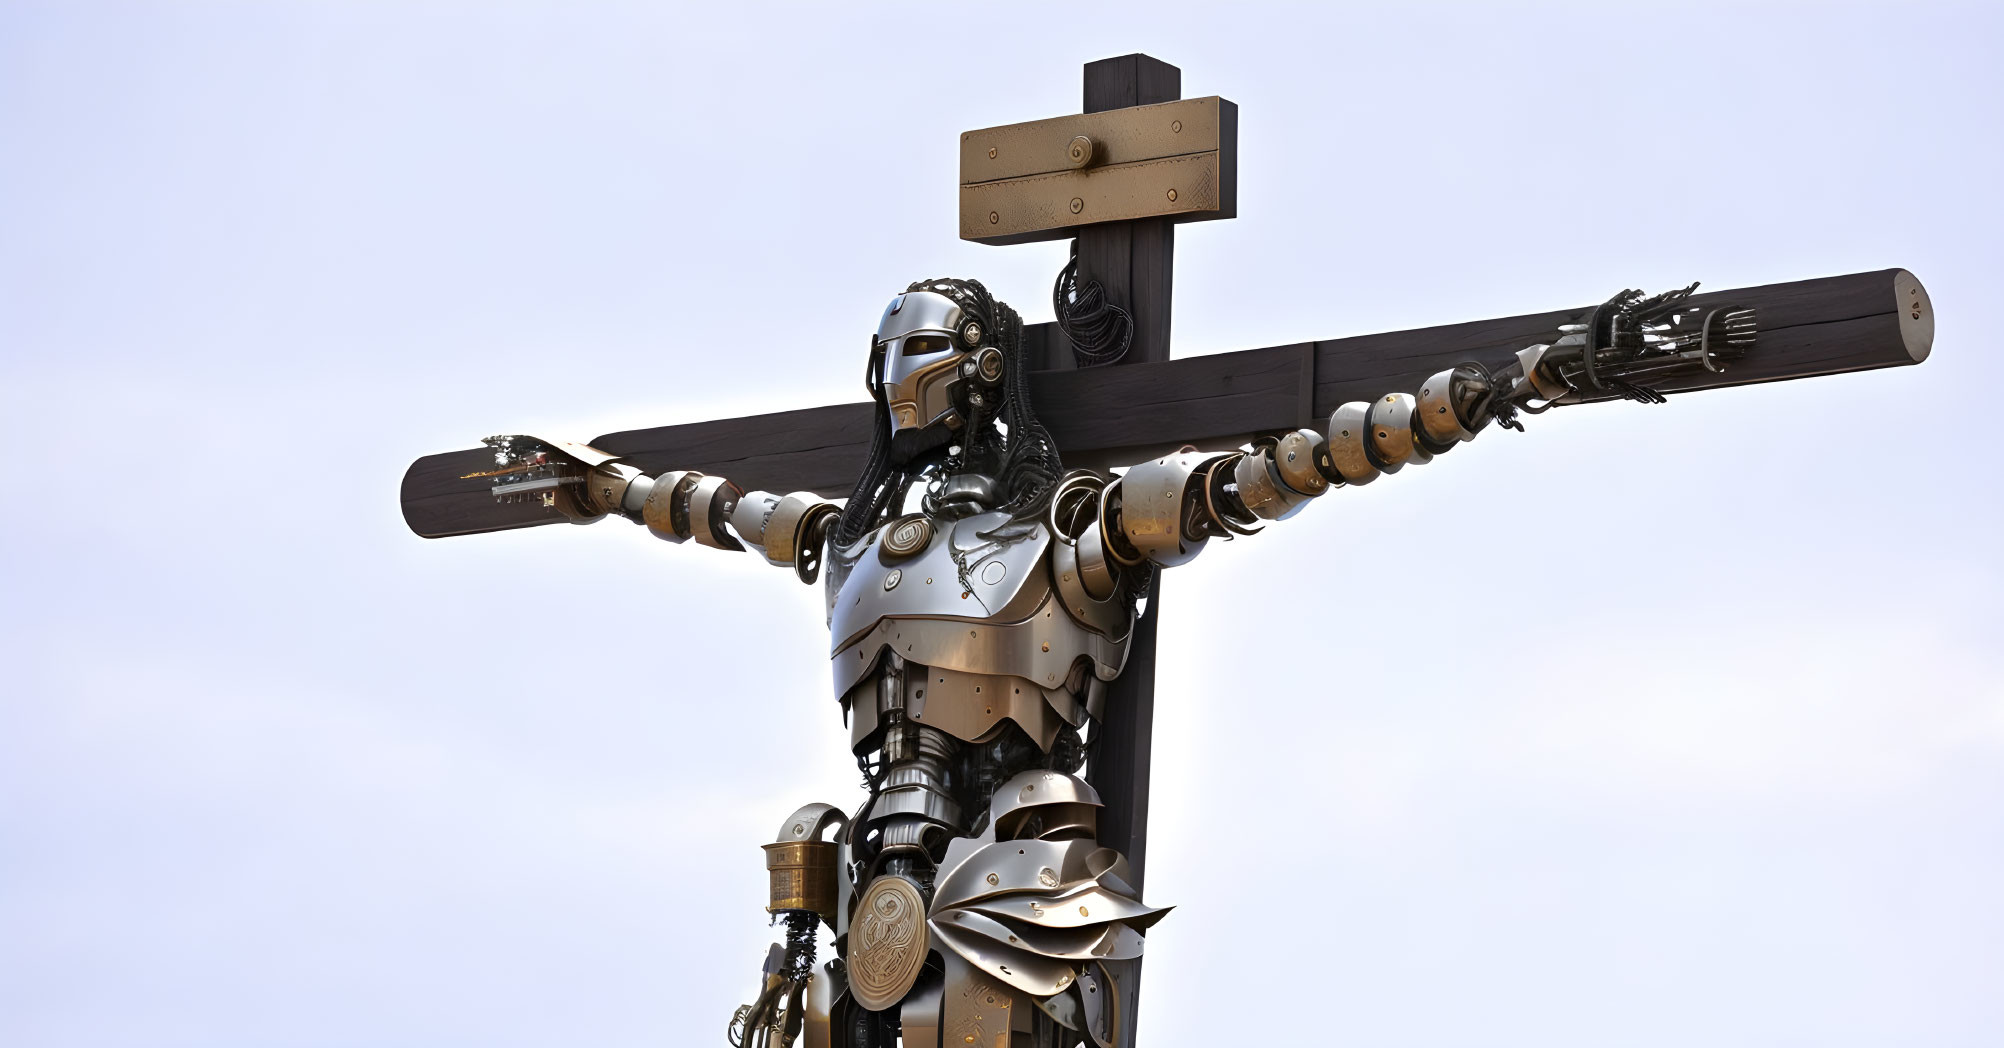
[
  {"left": 401, "top": 268, "right": 1923, "bottom": 537},
  {"left": 1077, "top": 54, "right": 1181, "bottom": 1044}
]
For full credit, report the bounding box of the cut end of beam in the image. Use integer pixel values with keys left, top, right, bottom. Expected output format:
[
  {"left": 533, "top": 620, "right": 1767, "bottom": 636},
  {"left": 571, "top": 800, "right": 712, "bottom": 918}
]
[{"left": 1897, "top": 269, "right": 1933, "bottom": 363}]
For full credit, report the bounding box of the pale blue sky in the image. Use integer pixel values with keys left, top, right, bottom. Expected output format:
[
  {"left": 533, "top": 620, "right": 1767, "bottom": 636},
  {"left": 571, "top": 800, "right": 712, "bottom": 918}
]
[{"left": 3, "top": 2, "right": 2000, "bottom": 1046}]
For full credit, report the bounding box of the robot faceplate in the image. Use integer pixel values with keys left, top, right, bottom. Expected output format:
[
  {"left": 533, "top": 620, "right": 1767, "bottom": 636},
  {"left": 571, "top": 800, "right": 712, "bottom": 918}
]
[{"left": 877, "top": 290, "right": 968, "bottom": 434}]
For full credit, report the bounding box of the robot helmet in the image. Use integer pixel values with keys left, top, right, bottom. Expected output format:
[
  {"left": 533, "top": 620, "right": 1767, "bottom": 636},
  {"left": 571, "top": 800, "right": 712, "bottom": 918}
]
[{"left": 873, "top": 289, "right": 1007, "bottom": 435}]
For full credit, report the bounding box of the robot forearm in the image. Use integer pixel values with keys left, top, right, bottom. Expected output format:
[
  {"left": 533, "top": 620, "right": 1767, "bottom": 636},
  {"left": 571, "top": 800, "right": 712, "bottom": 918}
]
[
  {"left": 476, "top": 436, "right": 840, "bottom": 582},
  {"left": 1094, "top": 284, "right": 1758, "bottom": 570}
]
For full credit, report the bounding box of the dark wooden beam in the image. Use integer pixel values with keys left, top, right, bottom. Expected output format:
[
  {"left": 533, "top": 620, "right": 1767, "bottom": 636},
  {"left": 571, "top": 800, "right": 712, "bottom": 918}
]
[
  {"left": 1075, "top": 54, "right": 1181, "bottom": 369},
  {"left": 402, "top": 268, "right": 1930, "bottom": 539},
  {"left": 1075, "top": 55, "right": 1181, "bottom": 911},
  {"left": 1075, "top": 57, "right": 1183, "bottom": 1046}
]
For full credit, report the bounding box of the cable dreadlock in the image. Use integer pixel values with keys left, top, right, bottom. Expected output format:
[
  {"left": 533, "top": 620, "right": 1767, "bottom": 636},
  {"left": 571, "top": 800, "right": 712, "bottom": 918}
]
[
  {"left": 833, "top": 278, "right": 1065, "bottom": 546},
  {"left": 835, "top": 333, "right": 911, "bottom": 546}
]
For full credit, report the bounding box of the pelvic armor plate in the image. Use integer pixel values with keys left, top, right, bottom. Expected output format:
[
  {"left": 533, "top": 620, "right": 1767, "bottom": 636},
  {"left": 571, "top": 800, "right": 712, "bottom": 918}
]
[{"left": 849, "top": 875, "right": 931, "bottom": 1012}]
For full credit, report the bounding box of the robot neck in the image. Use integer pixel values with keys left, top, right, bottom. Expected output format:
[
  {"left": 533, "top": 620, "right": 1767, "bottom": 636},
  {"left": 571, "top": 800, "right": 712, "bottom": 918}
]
[{"left": 925, "top": 470, "right": 1000, "bottom": 520}]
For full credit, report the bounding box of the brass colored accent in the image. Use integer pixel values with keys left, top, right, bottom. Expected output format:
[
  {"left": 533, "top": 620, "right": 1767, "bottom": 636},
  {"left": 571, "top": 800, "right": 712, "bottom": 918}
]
[
  {"left": 959, "top": 96, "right": 1237, "bottom": 245},
  {"left": 763, "top": 840, "right": 840, "bottom": 918},
  {"left": 880, "top": 514, "right": 933, "bottom": 561},
  {"left": 1272, "top": 428, "right": 1328, "bottom": 496},
  {"left": 960, "top": 97, "right": 1227, "bottom": 182},
  {"left": 885, "top": 352, "right": 965, "bottom": 435},
  {"left": 849, "top": 875, "right": 930, "bottom": 1012},
  {"left": 585, "top": 461, "right": 644, "bottom": 515},
  {"left": 940, "top": 949, "right": 1014, "bottom": 1048},
  {"left": 760, "top": 491, "right": 834, "bottom": 567},
  {"left": 1066, "top": 135, "right": 1095, "bottom": 168},
  {"left": 1326, "top": 402, "right": 1382, "bottom": 486},
  {"left": 641, "top": 469, "right": 702, "bottom": 542},
  {"left": 1896, "top": 268, "right": 1933, "bottom": 362},
  {"left": 964, "top": 154, "right": 1220, "bottom": 240},
  {"left": 687, "top": 473, "right": 745, "bottom": 550}
]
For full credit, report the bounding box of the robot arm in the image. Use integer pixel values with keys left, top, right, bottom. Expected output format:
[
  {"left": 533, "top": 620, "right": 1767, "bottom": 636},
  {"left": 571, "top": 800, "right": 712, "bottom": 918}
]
[
  {"left": 473, "top": 435, "right": 842, "bottom": 583},
  {"left": 1084, "top": 284, "right": 1756, "bottom": 573}
]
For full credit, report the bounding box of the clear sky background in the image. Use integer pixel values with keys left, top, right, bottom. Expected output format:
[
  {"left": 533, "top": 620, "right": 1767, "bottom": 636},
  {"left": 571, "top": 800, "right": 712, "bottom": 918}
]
[{"left": 3, "top": 2, "right": 2000, "bottom": 1046}]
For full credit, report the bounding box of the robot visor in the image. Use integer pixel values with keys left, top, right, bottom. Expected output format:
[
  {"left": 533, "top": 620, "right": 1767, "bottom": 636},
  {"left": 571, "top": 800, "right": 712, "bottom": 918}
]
[{"left": 880, "top": 332, "right": 966, "bottom": 433}]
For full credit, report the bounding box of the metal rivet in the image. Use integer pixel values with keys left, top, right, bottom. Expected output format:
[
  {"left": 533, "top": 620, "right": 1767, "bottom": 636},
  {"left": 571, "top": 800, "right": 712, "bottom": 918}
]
[
  {"left": 1041, "top": 642, "right": 1050, "bottom": 652},
  {"left": 987, "top": 147, "right": 997, "bottom": 159},
  {"left": 1069, "top": 197, "right": 1084, "bottom": 214},
  {"left": 988, "top": 211, "right": 999, "bottom": 225},
  {"left": 1167, "top": 188, "right": 1178, "bottom": 202},
  {"left": 1068, "top": 135, "right": 1095, "bottom": 167},
  {"left": 1171, "top": 119, "right": 1183, "bottom": 133}
]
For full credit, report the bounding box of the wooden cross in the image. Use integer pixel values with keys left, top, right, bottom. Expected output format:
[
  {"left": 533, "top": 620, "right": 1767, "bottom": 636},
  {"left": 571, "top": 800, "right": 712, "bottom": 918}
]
[{"left": 399, "top": 52, "right": 1931, "bottom": 1041}]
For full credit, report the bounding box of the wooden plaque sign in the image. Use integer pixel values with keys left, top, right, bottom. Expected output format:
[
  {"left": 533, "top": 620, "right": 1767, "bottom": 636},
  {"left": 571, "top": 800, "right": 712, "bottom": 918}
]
[{"left": 959, "top": 95, "right": 1238, "bottom": 245}]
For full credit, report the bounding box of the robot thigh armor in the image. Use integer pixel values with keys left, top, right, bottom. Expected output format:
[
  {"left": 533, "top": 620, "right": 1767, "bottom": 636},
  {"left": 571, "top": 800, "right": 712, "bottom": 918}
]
[{"left": 904, "top": 770, "right": 1164, "bottom": 1048}]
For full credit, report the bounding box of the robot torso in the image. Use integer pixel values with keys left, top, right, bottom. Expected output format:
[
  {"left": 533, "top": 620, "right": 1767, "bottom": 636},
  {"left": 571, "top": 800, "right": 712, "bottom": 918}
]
[{"left": 826, "top": 508, "right": 1132, "bottom": 755}]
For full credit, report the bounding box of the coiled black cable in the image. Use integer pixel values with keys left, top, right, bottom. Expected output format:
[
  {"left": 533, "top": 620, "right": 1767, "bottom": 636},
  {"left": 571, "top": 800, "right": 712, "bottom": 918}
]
[{"left": 1051, "top": 245, "right": 1132, "bottom": 367}]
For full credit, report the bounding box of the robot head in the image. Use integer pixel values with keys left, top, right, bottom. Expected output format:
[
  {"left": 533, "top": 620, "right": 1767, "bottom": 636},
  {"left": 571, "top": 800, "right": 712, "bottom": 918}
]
[{"left": 873, "top": 289, "right": 1007, "bottom": 436}]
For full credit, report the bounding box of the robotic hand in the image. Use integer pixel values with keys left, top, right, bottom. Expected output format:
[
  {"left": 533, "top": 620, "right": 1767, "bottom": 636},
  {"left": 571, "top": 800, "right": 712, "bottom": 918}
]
[
  {"left": 727, "top": 916, "right": 820, "bottom": 1048},
  {"left": 464, "top": 435, "right": 625, "bottom": 522},
  {"left": 1510, "top": 284, "right": 1758, "bottom": 410}
]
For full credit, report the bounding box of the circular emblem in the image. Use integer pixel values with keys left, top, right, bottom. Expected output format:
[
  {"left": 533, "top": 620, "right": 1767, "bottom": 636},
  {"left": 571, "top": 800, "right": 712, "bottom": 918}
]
[
  {"left": 849, "top": 875, "right": 929, "bottom": 1012},
  {"left": 879, "top": 515, "right": 932, "bottom": 562}
]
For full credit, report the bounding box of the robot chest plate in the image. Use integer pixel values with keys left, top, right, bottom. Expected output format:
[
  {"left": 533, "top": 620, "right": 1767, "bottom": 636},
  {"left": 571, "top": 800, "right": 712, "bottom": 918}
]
[{"left": 828, "top": 511, "right": 1050, "bottom": 653}]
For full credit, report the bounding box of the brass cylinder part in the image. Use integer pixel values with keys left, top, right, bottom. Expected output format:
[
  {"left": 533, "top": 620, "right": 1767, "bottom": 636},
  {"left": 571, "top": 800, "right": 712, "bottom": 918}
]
[
  {"left": 1272, "top": 428, "right": 1329, "bottom": 496},
  {"left": 1326, "top": 402, "right": 1382, "bottom": 484},
  {"left": 763, "top": 840, "right": 840, "bottom": 918},
  {"left": 1366, "top": 393, "right": 1432, "bottom": 470},
  {"left": 641, "top": 470, "right": 700, "bottom": 543},
  {"left": 1417, "top": 367, "right": 1478, "bottom": 445}
]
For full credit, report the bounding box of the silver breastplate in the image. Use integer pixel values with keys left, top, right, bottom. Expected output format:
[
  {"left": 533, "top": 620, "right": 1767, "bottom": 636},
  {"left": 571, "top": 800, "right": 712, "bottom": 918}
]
[{"left": 826, "top": 510, "right": 1133, "bottom": 751}]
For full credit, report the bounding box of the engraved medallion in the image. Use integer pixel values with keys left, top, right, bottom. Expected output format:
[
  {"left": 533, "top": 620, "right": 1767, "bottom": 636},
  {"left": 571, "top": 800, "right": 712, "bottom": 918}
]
[
  {"left": 879, "top": 514, "right": 933, "bottom": 562},
  {"left": 849, "top": 875, "right": 930, "bottom": 1012}
]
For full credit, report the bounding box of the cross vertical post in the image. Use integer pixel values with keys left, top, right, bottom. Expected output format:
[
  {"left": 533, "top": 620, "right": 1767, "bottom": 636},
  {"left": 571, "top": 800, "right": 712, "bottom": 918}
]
[{"left": 1074, "top": 54, "right": 1180, "bottom": 900}]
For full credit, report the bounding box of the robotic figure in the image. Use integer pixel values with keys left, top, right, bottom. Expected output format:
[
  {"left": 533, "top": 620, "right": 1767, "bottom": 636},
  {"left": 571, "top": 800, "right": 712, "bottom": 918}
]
[{"left": 478, "top": 277, "right": 1755, "bottom": 1048}]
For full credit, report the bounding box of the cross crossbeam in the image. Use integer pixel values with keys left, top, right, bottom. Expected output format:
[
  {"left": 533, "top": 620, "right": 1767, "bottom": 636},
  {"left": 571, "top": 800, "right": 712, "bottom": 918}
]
[{"left": 401, "top": 267, "right": 1928, "bottom": 539}]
